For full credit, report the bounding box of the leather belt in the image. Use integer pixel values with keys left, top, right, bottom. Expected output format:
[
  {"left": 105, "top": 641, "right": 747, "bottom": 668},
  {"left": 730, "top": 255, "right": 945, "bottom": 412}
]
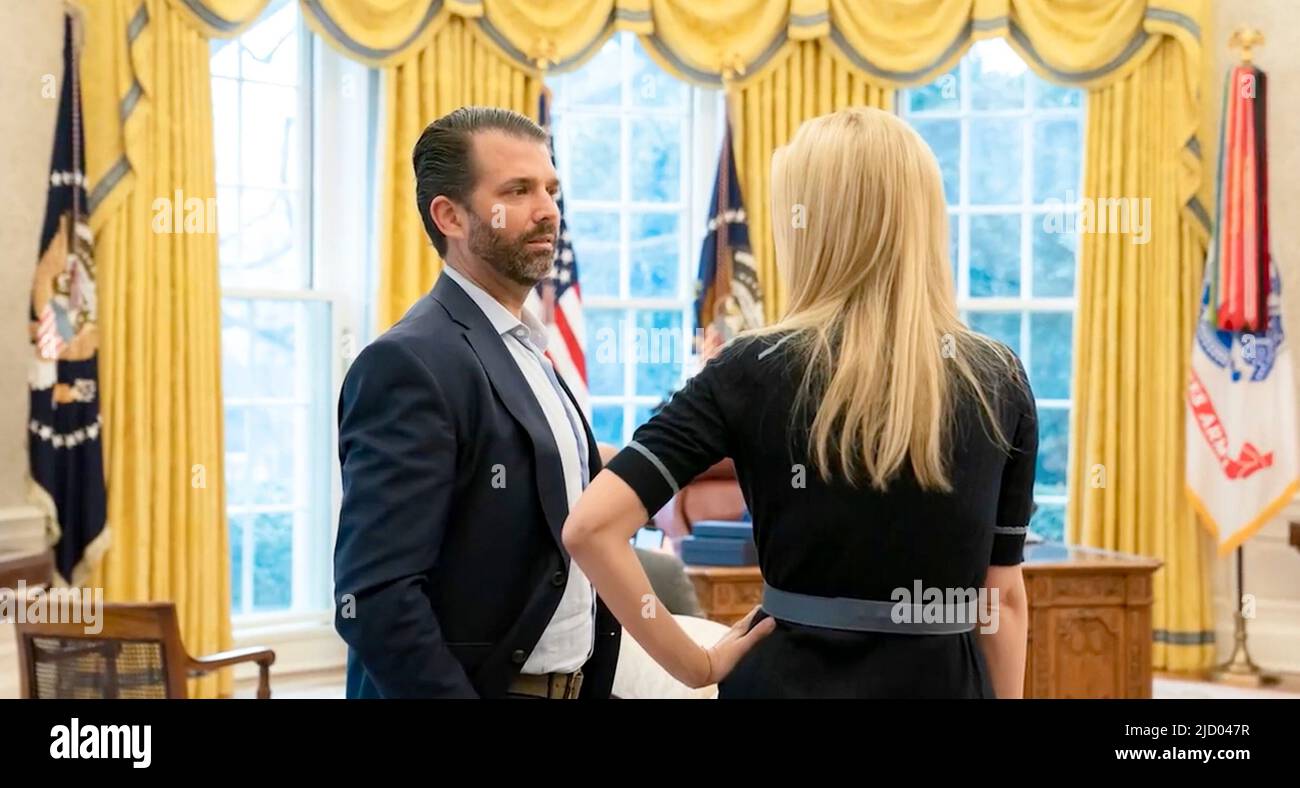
[
  {"left": 762, "top": 582, "right": 979, "bottom": 634},
  {"left": 508, "top": 670, "right": 584, "bottom": 699}
]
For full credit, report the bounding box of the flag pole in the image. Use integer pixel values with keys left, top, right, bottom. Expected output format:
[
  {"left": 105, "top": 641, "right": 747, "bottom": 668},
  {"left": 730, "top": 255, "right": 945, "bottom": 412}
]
[
  {"left": 1206, "top": 25, "right": 1279, "bottom": 688},
  {"left": 1210, "top": 546, "right": 1279, "bottom": 686}
]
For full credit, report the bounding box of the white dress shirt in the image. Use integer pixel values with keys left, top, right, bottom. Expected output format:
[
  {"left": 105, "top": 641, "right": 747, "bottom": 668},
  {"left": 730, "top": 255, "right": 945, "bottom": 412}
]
[{"left": 442, "top": 265, "right": 595, "bottom": 674}]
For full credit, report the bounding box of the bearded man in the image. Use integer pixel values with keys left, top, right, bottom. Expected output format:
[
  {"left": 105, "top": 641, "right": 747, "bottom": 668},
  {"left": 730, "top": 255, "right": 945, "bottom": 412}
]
[{"left": 333, "top": 107, "right": 620, "bottom": 699}]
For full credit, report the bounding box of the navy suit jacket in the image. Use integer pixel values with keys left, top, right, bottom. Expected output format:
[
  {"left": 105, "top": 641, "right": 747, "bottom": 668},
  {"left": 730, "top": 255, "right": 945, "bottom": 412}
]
[{"left": 333, "top": 273, "right": 621, "bottom": 698}]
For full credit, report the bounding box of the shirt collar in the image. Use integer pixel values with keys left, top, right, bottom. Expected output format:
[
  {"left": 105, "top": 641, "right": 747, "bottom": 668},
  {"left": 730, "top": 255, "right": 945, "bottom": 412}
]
[{"left": 443, "top": 264, "right": 549, "bottom": 352}]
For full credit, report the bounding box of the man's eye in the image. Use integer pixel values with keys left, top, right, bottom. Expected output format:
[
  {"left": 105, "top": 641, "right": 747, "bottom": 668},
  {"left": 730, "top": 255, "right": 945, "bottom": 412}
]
[{"left": 514, "top": 186, "right": 529, "bottom": 195}]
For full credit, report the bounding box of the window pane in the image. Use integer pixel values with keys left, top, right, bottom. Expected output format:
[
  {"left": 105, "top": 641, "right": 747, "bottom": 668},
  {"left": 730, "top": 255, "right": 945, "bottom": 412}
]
[
  {"left": 225, "top": 405, "right": 249, "bottom": 505},
  {"left": 217, "top": 186, "right": 239, "bottom": 268},
  {"left": 211, "top": 39, "right": 240, "bottom": 78},
  {"left": 1035, "top": 406, "right": 1070, "bottom": 497},
  {"left": 213, "top": 78, "right": 239, "bottom": 185},
  {"left": 1033, "top": 118, "right": 1081, "bottom": 204},
  {"left": 240, "top": 82, "right": 300, "bottom": 188},
  {"left": 969, "top": 120, "right": 1023, "bottom": 204},
  {"left": 567, "top": 211, "right": 619, "bottom": 297},
  {"left": 567, "top": 116, "right": 620, "bottom": 201},
  {"left": 1033, "top": 81, "right": 1082, "bottom": 109},
  {"left": 1030, "top": 503, "right": 1065, "bottom": 543},
  {"left": 252, "top": 512, "right": 293, "bottom": 611},
  {"left": 230, "top": 514, "right": 246, "bottom": 611},
  {"left": 1029, "top": 312, "right": 1073, "bottom": 400},
  {"left": 969, "top": 39, "right": 1026, "bottom": 110},
  {"left": 221, "top": 299, "right": 253, "bottom": 399},
  {"left": 969, "top": 214, "right": 1021, "bottom": 297},
  {"left": 245, "top": 406, "right": 295, "bottom": 506},
  {"left": 630, "top": 117, "right": 682, "bottom": 202},
  {"left": 967, "top": 311, "right": 1021, "bottom": 356},
  {"left": 908, "top": 67, "right": 959, "bottom": 113},
  {"left": 634, "top": 309, "right": 684, "bottom": 397},
  {"left": 586, "top": 308, "right": 625, "bottom": 396},
  {"left": 1032, "top": 216, "right": 1077, "bottom": 297},
  {"left": 591, "top": 405, "right": 624, "bottom": 446},
  {"left": 948, "top": 213, "right": 959, "bottom": 283},
  {"left": 239, "top": 2, "right": 299, "bottom": 86},
  {"left": 911, "top": 119, "right": 959, "bottom": 204},
  {"left": 232, "top": 187, "right": 301, "bottom": 287},
  {"left": 556, "top": 37, "right": 621, "bottom": 106},
  {"left": 223, "top": 299, "right": 328, "bottom": 539},
  {"left": 630, "top": 39, "right": 685, "bottom": 108},
  {"left": 629, "top": 213, "right": 679, "bottom": 297},
  {"left": 249, "top": 299, "right": 299, "bottom": 399}
]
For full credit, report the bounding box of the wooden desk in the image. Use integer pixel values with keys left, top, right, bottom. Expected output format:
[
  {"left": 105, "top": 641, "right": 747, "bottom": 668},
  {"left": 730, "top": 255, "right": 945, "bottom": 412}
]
[
  {"left": 0, "top": 548, "right": 54, "bottom": 590},
  {"left": 685, "top": 542, "right": 1162, "bottom": 698}
]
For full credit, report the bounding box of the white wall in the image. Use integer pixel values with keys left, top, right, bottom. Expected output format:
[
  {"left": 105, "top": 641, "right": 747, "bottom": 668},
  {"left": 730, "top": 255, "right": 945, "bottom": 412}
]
[{"left": 1208, "top": 0, "right": 1300, "bottom": 674}]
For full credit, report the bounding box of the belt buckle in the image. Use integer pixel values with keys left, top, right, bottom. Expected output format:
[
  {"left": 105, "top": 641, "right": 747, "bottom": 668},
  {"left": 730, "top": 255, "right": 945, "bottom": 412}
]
[{"left": 550, "top": 670, "right": 583, "bottom": 699}]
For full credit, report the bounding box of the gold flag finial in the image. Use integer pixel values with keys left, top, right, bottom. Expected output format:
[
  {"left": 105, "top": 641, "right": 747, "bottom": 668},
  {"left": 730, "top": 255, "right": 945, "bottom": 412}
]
[{"left": 1229, "top": 26, "right": 1264, "bottom": 64}]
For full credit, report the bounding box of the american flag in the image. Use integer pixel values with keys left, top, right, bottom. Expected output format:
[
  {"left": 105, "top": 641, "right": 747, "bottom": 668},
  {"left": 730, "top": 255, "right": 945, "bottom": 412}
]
[{"left": 527, "top": 90, "right": 589, "bottom": 417}]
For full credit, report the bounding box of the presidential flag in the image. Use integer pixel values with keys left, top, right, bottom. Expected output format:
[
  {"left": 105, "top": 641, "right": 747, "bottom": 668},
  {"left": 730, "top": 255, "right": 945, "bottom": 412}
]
[
  {"left": 1186, "top": 63, "right": 1299, "bottom": 554},
  {"left": 29, "top": 15, "right": 108, "bottom": 586},
  {"left": 527, "top": 90, "right": 589, "bottom": 417},
  {"left": 695, "top": 120, "right": 764, "bottom": 353}
]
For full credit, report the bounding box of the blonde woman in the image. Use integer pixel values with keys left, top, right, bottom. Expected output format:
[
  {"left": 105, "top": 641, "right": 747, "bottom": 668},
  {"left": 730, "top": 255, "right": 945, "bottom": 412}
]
[{"left": 563, "top": 107, "right": 1037, "bottom": 698}]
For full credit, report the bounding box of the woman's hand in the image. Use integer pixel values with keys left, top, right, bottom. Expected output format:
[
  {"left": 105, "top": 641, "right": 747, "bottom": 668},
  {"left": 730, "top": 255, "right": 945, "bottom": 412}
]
[{"left": 692, "top": 606, "right": 776, "bottom": 688}]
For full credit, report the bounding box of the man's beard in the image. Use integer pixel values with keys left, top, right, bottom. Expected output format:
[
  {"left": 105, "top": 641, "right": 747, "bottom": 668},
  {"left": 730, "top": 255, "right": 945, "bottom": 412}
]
[{"left": 467, "top": 211, "right": 557, "bottom": 287}]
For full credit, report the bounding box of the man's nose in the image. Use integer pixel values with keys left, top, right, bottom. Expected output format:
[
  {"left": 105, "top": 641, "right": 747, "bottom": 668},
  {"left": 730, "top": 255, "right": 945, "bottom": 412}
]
[{"left": 534, "top": 191, "right": 560, "bottom": 226}]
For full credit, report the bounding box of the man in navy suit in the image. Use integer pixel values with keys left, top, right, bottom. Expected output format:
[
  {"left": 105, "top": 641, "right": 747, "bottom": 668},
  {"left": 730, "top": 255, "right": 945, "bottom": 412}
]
[{"left": 333, "top": 107, "right": 620, "bottom": 698}]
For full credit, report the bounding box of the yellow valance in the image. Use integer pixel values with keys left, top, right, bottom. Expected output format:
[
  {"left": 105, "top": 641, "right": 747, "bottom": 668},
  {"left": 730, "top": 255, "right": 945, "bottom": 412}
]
[
  {"left": 169, "top": 0, "right": 273, "bottom": 38},
  {"left": 298, "top": 0, "right": 1203, "bottom": 90}
]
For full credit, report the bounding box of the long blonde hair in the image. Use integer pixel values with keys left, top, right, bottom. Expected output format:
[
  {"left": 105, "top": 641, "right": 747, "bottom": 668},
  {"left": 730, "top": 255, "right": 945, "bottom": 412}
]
[{"left": 748, "top": 107, "right": 1018, "bottom": 492}]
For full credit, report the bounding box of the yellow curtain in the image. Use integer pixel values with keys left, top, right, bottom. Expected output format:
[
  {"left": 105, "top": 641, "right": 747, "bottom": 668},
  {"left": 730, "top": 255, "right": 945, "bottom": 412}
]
[
  {"left": 728, "top": 42, "right": 893, "bottom": 323},
  {"left": 377, "top": 17, "right": 542, "bottom": 327},
  {"left": 80, "top": 0, "right": 268, "bottom": 698},
  {"left": 1068, "top": 37, "right": 1214, "bottom": 671}
]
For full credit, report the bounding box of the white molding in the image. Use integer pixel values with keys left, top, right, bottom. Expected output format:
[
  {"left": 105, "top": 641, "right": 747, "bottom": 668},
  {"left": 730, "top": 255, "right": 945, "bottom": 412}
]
[
  {"left": 229, "top": 617, "right": 346, "bottom": 684},
  {"left": 0, "top": 505, "right": 47, "bottom": 553}
]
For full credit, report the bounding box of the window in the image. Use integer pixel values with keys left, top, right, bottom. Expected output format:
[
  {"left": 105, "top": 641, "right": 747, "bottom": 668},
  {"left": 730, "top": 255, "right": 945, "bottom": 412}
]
[
  {"left": 212, "top": 0, "right": 376, "bottom": 619},
  {"left": 548, "top": 33, "right": 724, "bottom": 446},
  {"left": 903, "top": 39, "right": 1084, "bottom": 543}
]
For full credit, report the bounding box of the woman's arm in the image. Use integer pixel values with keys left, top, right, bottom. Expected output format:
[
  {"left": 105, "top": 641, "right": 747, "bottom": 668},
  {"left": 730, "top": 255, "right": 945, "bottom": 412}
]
[
  {"left": 563, "top": 469, "right": 773, "bottom": 689},
  {"left": 976, "top": 564, "right": 1028, "bottom": 698},
  {"left": 978, "top": 356, "right": 1037, "bottom": 699}
]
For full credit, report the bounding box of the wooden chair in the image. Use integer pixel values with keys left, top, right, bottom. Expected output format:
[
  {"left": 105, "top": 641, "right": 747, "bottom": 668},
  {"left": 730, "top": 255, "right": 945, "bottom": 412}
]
[{"left": 15, "top": 602, "right": 275, "bottom": 699}]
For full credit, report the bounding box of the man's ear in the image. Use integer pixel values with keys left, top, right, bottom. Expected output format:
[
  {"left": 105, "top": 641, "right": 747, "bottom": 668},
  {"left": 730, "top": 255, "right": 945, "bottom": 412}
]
[{"left": 430, "top": 195, "right": 467, "bottom": 246}]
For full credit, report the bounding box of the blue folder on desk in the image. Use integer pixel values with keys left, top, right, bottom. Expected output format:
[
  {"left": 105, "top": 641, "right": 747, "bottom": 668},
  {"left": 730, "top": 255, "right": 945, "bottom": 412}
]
[{"left": 681, "top": 520, "right": 757, "bottom": 566}]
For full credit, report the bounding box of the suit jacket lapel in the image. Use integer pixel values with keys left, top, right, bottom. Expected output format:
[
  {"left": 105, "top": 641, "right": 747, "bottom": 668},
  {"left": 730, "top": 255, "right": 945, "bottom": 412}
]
[{"left": 431, "top": 275, "right": 570, "bottom": 554}]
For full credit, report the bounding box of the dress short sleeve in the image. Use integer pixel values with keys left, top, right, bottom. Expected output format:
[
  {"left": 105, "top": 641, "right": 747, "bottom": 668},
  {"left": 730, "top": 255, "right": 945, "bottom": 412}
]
[
  {"left": 990, "top": 360, "right": 1038, "bottom": 566},
  {"left": 603, "top": 343, "right": 741, "bottom": 517}
]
